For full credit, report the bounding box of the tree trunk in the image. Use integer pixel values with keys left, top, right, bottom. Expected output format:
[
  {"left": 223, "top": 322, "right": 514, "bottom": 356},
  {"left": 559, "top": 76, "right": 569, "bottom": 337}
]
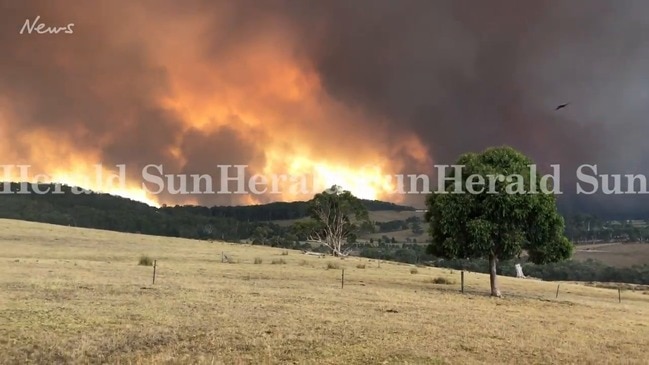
[{"left": 489, "top": 254, "right": 502, "bottom": 297}]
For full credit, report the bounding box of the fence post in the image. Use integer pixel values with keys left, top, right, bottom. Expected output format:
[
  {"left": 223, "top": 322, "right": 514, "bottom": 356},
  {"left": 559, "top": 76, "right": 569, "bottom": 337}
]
[
  {"left": 461, "top": 270, "right": 465, "bottom": 293},
  {"left": 152, "top": 260, "right": 157, "bottom": 285},
  {"left": 341, "top": 269, "right": 345, "bottom": 289},
  {"left": 555, "top": 284, "right": 560, "bottom": 298}
]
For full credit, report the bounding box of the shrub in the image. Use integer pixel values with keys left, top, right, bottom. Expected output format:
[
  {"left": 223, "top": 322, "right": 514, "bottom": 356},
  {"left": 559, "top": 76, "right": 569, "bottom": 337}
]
[
  {"left": 281, "top": 250, "right": 289, "bottom": 256},
  {"left": 356, "top": 264, "right": 366, "bottom": 269},
  {"left": 138, "top": 255, "right": 153, "bottom": 266},
  {"left": 254, "top": 257, "right": 263, "bottom": 264},
  {"left": 271, "top": 258, "right": 286, "bottom": 265},
  {"left": 430, "top": 276, "right": 454, "bottom": 285},
  {"left": 410, "top": 268, "right": 418, "bottom": 274},
  {"left": 326, "top": 262, "right": 340, "bottom": 270}
]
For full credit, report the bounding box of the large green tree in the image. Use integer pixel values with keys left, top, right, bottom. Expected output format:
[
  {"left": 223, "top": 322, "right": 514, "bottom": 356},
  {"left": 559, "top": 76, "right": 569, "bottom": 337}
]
[
  {"left": 425, "top": 146, "right": 573, "bottom": 297},
  {"left": 306, "top": 185, "right": 369, "bottom": 256}
]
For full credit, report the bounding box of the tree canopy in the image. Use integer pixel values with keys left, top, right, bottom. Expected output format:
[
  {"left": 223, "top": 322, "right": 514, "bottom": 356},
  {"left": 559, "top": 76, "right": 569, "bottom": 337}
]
[{"left": 425, "top": 146, "right": 573, "bottom": 296}]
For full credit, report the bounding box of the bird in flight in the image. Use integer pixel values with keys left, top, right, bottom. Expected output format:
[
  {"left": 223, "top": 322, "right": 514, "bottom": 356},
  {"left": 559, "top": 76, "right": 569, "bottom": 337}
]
[{"left": 555, "top": 102, "right": 570, "bottom": 110}]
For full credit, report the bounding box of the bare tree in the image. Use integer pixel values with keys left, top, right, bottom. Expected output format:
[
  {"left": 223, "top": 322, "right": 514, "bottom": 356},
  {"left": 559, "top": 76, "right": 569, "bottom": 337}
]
[{"left": 306, "top": 185, "right": 369, "bottom": 256}]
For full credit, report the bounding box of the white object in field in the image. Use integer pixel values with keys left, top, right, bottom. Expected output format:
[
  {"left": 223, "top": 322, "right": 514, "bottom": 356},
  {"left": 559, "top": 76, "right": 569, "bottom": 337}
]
[
  {"left": 515, "top": 263, "right": 526, "bottom": 278},
  {"left": 302, "top": 250, "right": 325, "bottom": 257}
]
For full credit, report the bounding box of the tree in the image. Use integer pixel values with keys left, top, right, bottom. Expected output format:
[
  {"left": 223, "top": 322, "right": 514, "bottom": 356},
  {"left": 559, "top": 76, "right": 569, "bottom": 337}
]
[
  {"left": 252, "top": 225, "right": 272, "bottom": 245},
  {"left": 411, "top": 221, "right": 423, "bottom": 234},
  {"left": 425, "top": 146, "right": 573, "bottom": 297},
  {"left": 359, "top": 220, "right": 377, "bottom": 234},
  {"left": 291, "top": 220, "right": 321, "bottom": 241},
  {"left": 306, "top": 185, "right": 369, "bottom": 256}
]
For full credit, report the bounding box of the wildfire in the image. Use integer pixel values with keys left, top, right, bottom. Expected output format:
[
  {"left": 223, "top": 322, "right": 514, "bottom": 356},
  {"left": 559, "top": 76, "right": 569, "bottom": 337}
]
[{"left": 0, "top": 3, "right": 432, "bottom": 207}]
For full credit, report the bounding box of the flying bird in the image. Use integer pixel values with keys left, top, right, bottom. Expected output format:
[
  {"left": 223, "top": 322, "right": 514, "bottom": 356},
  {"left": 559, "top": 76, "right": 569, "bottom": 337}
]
[{"left": 555, "top": 102, "right": 570, "bottom": 110}]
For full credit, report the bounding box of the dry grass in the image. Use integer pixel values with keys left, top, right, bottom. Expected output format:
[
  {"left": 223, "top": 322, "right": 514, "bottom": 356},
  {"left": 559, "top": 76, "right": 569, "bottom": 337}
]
[
  {"left": 1, "top": 219, "right": 649, "bottom": 364},
  {"left": 573, "top": 242, "right": 649, "bottom": 267}
]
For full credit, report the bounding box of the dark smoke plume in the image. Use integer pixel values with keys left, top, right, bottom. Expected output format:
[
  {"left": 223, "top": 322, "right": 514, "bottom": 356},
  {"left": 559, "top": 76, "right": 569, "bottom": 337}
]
[{"left": 2, "top": 0, "right": 649, "bottom": 217}]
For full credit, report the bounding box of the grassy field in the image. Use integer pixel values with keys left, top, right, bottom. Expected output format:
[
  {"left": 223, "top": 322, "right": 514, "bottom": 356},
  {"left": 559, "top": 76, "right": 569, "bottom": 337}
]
[
  {"left": 573, "top": 242, "right": 649, "bottom": 268},
  {"left": 1, "top": 219, "right": 649, "bottom": 364}
]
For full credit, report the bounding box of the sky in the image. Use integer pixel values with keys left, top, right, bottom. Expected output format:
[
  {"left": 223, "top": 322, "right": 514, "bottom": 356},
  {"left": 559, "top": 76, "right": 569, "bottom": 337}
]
[{"left": 2, "top": 0, "right": 649, "bottom": 217}]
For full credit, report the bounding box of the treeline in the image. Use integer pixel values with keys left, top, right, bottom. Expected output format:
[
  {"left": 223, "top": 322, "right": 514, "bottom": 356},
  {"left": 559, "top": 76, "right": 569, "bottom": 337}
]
[
  {"left": 564, "top": 214, "right": 649, "bottom": 243},
  {"left": 375, "top": 216, "right": 424, "bottom": 234},
  {"left": 351, "top": 243, "right": 649, "bottom": 285},
  {"left": 0, "top": 183, "right": 412, "bottom": 239},
  {"left": 203, "top": 199, "right": 414, "bottom": 221},
  {"left": 0, "top": 183, "right": 274, "bottom": 240},
  {"left": 373, "top": 212, "right": 649, "bottom": 240},
  {"left": 427, "top": 257, "right": 649, "bottom": 285}
]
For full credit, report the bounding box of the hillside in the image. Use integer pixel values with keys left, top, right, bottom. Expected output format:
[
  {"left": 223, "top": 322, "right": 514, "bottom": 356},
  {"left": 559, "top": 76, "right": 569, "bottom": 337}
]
[
  {"left": 1, "top": 219, "right": 648, "bottom": 364},
  {"left": 0, "top": 182, "right": 415, "bottom": 231},
  {"left": 4, "top": 182, "right": 649, "bottom": 283},
  {"left": 0, "top": 183, "right": 418, "bottom": 245}
]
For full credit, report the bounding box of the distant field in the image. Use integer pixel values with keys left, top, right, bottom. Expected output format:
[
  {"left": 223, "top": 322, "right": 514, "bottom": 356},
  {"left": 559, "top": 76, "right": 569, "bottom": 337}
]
[
  {"left": 573, "top": 242, "right": 649, "bottom": 268},
  {"left": 1, "top": 219, "right": 649, "bottom": 364}
]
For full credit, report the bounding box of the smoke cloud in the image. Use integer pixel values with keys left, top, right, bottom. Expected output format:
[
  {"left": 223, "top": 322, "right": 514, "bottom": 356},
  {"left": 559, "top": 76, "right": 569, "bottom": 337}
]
[{"left": 1, "top": 0, "right": 648, "bottom": 217}]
